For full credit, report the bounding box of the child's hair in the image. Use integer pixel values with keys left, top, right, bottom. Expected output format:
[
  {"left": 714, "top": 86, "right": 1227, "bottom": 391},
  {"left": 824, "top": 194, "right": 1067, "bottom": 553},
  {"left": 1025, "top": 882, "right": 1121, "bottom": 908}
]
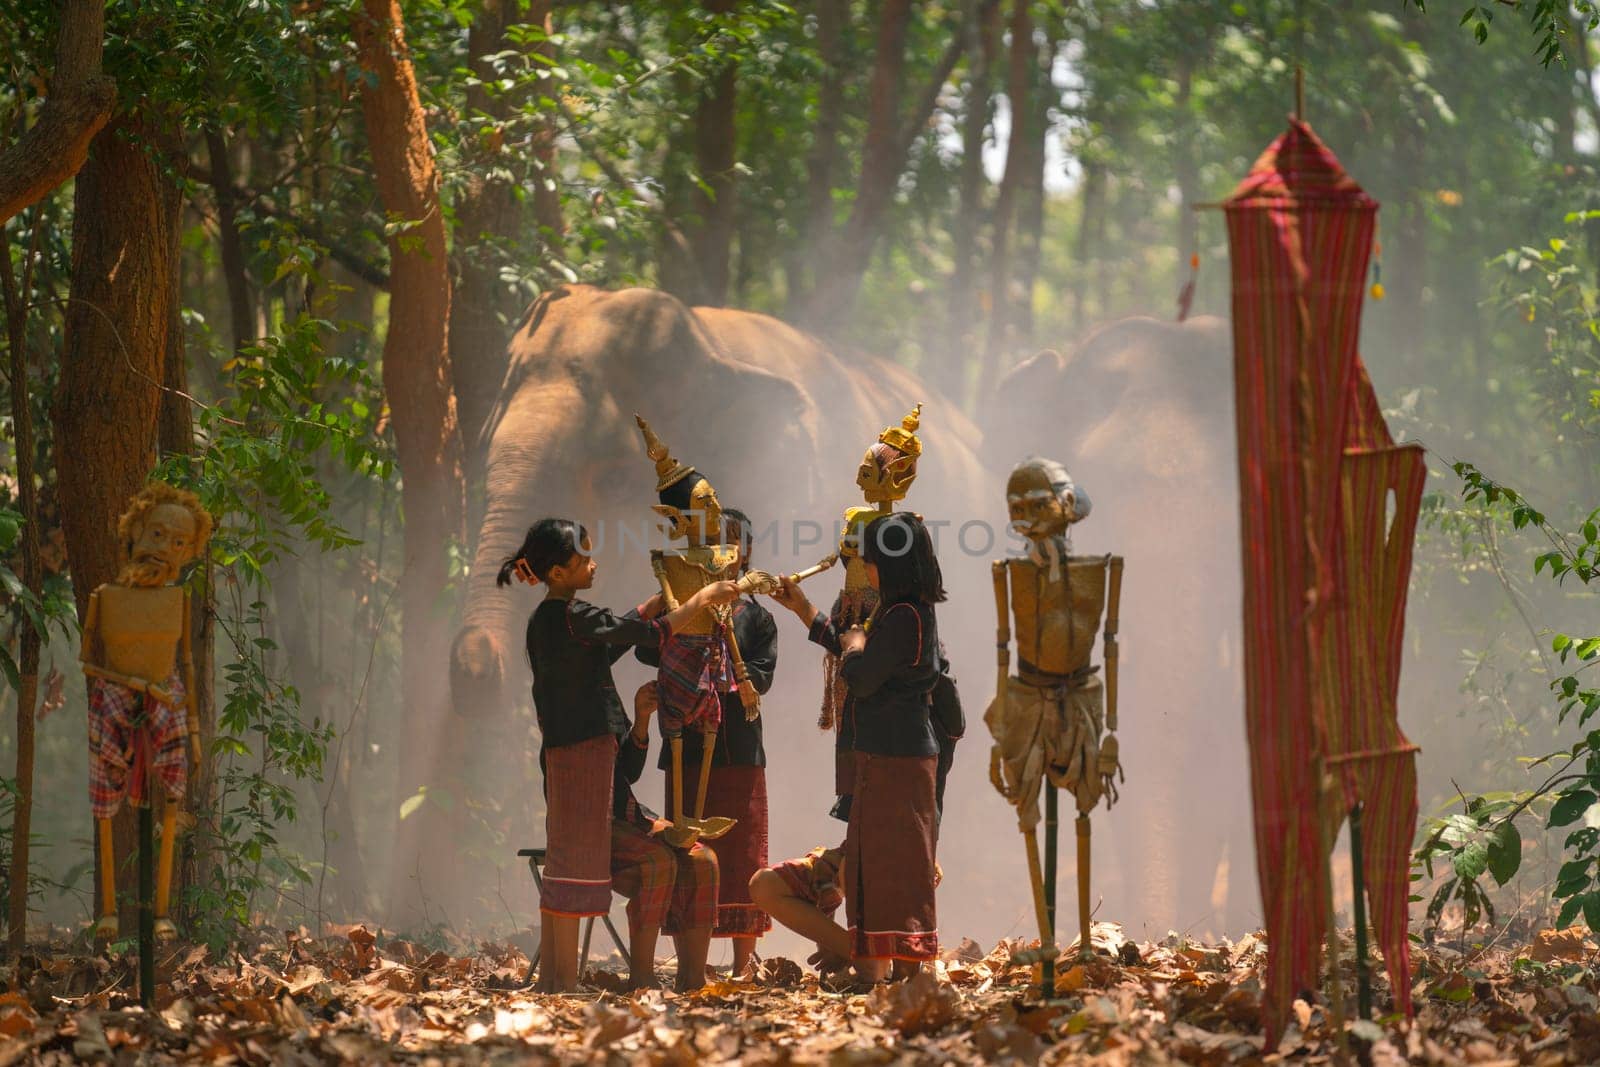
[
  {"left": 862, "top": 511, "right": 946, "bottom": 604},
  {"left": 496, "top": 518, "right": 589, "bottom": 587},
  {"left": 722, "top": 507, "right": 753, "bottom": 569}
]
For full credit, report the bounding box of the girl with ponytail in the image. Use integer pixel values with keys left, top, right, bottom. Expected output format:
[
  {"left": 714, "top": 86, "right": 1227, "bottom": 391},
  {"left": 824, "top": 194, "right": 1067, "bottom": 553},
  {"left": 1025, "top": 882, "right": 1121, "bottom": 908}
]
[{"left": 506, "top": 517, "right": 740, "bottom": 992}]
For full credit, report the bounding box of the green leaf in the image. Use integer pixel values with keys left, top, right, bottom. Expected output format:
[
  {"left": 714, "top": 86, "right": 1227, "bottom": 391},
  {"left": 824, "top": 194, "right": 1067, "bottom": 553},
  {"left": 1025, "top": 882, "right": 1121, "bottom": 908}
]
[
  {"left": 1549, "top": 790, "right": 1597, "bottom": 829},
  {"left": 1486, "top": 821, "right": 1522, "bottom": 886},
  {"left": 1558, "top": 893, "right": 1586, "bottom": 930},
  {"left": 1452, "top": 839, "right": 1489, "bottom": 882}
]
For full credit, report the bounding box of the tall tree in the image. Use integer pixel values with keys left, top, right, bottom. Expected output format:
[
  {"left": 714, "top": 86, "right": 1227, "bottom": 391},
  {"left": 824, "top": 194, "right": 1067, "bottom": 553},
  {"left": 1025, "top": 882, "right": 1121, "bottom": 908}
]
[
  {"left": 51, "top": 110, "right": 183, "bottom": 926},
  {"left": 686, "top": 0, "right": 741, "bottom": 306},
  {"left": 1, "top": 217, "right": 44, "bottom": 952},
  {"left": 980, "top": 0, "right": 1050, "bottom": 394},
  {"left": 0, "top": 0, "right": 114, "bottom": 225},
  {"left": 942, "top": 0, "right": 1001, "bottom": 404},
  {"left": 450, "top": 0, "right": 560, "bottom": 468},
  {"left": 353, "top": 0, "right": 467, "bottom": 912},
  {"left": 796, "top": 1, "right": 985, "bottom": 330}
]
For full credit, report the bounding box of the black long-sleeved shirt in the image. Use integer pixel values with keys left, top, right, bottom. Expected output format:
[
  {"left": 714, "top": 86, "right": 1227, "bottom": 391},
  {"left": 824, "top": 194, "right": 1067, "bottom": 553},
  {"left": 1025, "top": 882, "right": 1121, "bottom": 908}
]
[
  {"left": 807, "top": 598, "right": 940, "bottom": 759},
  {"left": 636, "top": 597, "right": 778, "bottom": 768},
  {"left": 525, "top": 595, "right": 669, "bottom": 751}
]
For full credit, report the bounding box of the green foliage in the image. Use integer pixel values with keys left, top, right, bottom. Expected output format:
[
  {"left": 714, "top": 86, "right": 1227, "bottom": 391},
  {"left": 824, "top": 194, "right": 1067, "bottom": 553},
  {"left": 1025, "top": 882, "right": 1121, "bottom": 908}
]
[
  {"left": 1405, "top": 1, "right": 1600, "bottom": 66},
  {"left": 155, "top": 251, "right": 387, "bottom": 949}
]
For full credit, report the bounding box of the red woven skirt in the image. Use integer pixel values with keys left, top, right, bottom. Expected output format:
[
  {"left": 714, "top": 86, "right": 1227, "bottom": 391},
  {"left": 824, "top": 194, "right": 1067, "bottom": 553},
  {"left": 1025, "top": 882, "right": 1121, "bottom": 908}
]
[
  {"left": 540, "top": 733, "right": 616, "bottom": 917},
  {"left": 664, "top": 763, "right": 772, "bottom": 938},
  {"left": 845, "top": 752, "right": 939, "bottom": 961}
]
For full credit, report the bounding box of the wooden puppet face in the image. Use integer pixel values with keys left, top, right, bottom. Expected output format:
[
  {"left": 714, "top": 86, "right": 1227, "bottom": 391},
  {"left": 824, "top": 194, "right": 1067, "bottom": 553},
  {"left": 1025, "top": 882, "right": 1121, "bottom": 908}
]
[
  {"left": 125, "top": 504, "right": 200, "bottom": 587},
  {"left": 855, "top": 443, "right": 917, "bottom": 504},
  {"left": 651, "top": 477, "right": 725, "bottom": 547},
  {"left": 1006, "top": 465, "right": 1073, "bottom": 542}
]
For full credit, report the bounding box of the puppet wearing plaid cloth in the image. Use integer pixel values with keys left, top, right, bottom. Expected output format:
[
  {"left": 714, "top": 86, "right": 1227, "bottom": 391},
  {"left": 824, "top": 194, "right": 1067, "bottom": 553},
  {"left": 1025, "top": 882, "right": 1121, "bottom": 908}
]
[{"left": 88, "top": 673, "right": 188, "bottom": 820}]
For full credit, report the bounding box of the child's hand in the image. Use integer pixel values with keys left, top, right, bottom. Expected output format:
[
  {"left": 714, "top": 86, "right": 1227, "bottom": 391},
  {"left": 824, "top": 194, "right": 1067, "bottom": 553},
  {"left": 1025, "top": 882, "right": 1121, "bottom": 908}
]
[
  {"left": 840, "top": 625, "right": 867, "bottom": 654},
  {"left": 634, "top": 681, "right": 660, "bottom": 719},
  {"left": 639, "top": 592, "right": 666, "bottom": 619},
  {"left": 701, "top": 579, "right": 741, "bottom": 606},
  {"left": 649, "top": 817, "right": 674, "bottom": 836},
  {"left": 770, "top": 575, "right": 813, "bottom": 620}
]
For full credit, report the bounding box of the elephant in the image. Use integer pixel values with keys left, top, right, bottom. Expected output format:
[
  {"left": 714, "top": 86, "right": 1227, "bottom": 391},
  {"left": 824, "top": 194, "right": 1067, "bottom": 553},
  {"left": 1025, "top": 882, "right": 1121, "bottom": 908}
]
[
  {"left": 442, "top": 285, "right": 1007, "bottom": 944},
  {"left": 976, "top": 315, "right": 1259, "bottom": 941}
]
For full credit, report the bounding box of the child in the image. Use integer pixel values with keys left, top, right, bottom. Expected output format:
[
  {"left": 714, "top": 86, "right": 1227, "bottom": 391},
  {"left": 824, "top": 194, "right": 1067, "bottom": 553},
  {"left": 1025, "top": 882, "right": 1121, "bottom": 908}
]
[
  {"left": 500, "top": 518, "right": 738, "bottom": 993},
  {"left": 636, "top": 507, "right": 777, "bottom": 978},
  {"left": 611, "top": 682, "right": 719, "bottom": 991},
  {"left": 769, "top": 512, "right": 947, "bottom": 982}
]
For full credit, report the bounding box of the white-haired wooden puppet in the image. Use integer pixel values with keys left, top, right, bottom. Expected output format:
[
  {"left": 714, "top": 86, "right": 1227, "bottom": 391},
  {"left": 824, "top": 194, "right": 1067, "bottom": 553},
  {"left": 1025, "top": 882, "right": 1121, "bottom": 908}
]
[{"left": 986, "top": 457, "right": 1123, "bottom": 981}]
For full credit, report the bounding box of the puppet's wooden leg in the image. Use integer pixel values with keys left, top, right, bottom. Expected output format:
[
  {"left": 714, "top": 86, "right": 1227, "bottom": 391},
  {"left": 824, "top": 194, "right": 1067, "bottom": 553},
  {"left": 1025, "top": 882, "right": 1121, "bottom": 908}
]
[
  {"left": 671, "top": 737, "right": 685, "bottom": 825},
  {"left": 1021, "top": 824, "right": 1053, "bottom": 956},
  {"left": 95, "top": 818, "right": 118, "bottom": 941},
  {"left": 1042, "top": 785, "right": 1058, "bottom": 992},
  {"left": 154, "top": 803, "right": 178, "bottom": 940},
  {"left": 693, "top": 731, "right": 716, "bottom": 821},
  {"left": 1075, "top": 814, "right": 1092, "bottom": 961}
]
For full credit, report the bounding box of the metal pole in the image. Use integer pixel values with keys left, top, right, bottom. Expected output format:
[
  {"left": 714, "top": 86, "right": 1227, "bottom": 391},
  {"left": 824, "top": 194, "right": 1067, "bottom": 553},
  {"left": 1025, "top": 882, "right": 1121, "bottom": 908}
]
[
  {"left": 138, "top": 803, "right": 155, "bottom": 1009},
  {"left": 1042, "top": 784, "right": 1058, "bottom": 995},
  {"left": 1350, "top": 803, "right": 1372, "bottom": 1020}
]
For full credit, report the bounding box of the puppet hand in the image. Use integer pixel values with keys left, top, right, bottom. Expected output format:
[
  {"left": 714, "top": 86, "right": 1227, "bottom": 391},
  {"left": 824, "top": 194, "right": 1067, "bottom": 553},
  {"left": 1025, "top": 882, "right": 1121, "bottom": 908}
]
[
  {"left": 1098, "top": 735, "right": 1123, "bottom": 804},
  {"left": 989, "top": 747, "right": 1012, "bottom": 798}
]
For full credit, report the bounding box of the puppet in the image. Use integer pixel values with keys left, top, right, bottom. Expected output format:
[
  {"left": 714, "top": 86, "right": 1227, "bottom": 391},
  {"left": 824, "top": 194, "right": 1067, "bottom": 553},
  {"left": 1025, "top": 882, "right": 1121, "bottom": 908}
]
[
  {"left": 636, "top": 415, "right": 772, "bottom": 847},
  {"left": 793, "top": 404, "right": 923, "bottom": 730},
  {"left": 81, "top": 482, "right": 212, "bottom": 944},
  {"left": 985, "top": 458, "right": 1122, "bottom": 980}
]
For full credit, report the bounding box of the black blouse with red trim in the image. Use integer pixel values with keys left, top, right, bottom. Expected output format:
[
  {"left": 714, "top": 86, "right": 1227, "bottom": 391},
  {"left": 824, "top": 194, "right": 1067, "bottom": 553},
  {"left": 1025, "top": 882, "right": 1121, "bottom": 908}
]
[
  {"left": 807, "top": 598, "right": 940, "bottom": 759},
  {"left": 524, "top": 596, "right": 668, "bottom": 752}
]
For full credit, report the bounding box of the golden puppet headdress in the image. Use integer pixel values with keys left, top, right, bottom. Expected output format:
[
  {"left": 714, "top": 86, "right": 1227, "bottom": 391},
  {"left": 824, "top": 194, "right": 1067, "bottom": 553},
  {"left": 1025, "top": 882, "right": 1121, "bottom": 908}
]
[
  {"left": 857, "top": 403, "right": 924, "bottom": 505},
  {"left": 635, "top": 414, "right": 697, "bottom": 493}
]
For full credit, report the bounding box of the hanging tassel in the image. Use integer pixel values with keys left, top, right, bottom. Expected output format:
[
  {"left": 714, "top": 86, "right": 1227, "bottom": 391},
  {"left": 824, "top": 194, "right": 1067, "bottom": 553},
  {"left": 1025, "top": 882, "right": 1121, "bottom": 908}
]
[
  {"left": 1369, "top": 236, "right": 1385, "bottom": 302},
  {"left": 1176, "top": 252, "right": 1199, "bottom": 322}
]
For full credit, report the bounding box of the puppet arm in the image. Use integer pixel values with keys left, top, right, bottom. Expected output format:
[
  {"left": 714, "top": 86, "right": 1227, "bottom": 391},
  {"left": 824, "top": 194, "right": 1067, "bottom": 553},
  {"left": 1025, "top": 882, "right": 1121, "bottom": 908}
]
[
  {"left": 1097, "top": 555, "right": 1125, "bottom": 800},
  {"left": 989, "top": 560, "right": 1012, "bottom": 798}
]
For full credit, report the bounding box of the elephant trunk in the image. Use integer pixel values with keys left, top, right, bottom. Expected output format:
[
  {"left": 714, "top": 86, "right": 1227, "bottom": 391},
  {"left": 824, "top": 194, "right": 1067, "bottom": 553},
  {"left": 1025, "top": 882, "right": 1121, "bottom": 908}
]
[{"left": 450, "top": 380, "right": 584, "bottom": 718}]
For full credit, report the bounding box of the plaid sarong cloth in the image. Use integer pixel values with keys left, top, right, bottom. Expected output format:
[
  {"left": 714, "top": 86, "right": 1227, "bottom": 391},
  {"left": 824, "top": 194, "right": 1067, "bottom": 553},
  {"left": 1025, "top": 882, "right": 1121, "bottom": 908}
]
[
  {"left": 611, "top": 816, "right": 719, "bottom": 932},
  {"left": 541, "top": 733, "right": 616, "bottom": 917},
  {"left": 656, "top": 629, "right": 736, "bottom": 738},
  {"left": 846, "top": 752, "right": 940, "bottom": 961},
  {"left": 772, "top": 844, "right": 846, "bottom": 918},
  {"left": 88, "top": 673, "right": 187, "bottom": 819},
  {"left": 664, "top": 763, "right": 772, "bottom": 938}
]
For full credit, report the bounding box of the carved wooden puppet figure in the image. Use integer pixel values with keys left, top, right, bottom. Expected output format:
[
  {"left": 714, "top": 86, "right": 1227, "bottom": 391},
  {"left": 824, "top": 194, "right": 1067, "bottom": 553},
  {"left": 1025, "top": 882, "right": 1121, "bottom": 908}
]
[
  {"left": 800, "top": 404, "right": 923, "bottom": 731},
  {"left": 636, "top": 415, "right": 768, "bottom": 847},
  {"left": 80, "top": 482, "right": 213, "bottom": 941},
  {"left": 986, "top": 457, "right": 1123, "bottom": 965}
]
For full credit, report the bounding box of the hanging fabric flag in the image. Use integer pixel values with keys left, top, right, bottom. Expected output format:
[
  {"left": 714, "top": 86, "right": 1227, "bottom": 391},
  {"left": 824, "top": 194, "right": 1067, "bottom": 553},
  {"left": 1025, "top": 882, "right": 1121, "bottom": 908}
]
[{"left": 1223, "top": 118, "right": 1421, "bottom": 1045}]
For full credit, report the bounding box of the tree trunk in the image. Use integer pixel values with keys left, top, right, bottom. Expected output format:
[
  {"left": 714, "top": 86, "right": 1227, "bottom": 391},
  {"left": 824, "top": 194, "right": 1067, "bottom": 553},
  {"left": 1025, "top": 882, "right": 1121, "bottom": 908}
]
[
  {"left": 450, "top": 0, "right": 554, "bottom": 470},
  {"left": 788, "top": 0, "right": 849, "bottom": 312},
  {"left": 1173, "top": 53, "right": 1199, "bottom": 284},
  {"left": 52, "top": 114, "right": 183, "bottom": 931},
  {"left": 1010, "top": 21, "right": 1056, "bottom": 357},
  {"left": 800, "top": 0, "right": 971, "bottom": 330},
  {"left": 204, "top": 130, "right": 256, "bottom": 357},
  {"left": 0, "top": 0, "right": 115, "bottom": 225},
  {"left": 354, "top": 0, "right": 467, "bottom": 922},
  {"left": 1, "top": 220, "right": 43, "bottom": 953},
  {"left": 687, "top": 0, "right": 739, "bottom": 307},
  {"left": 1068, "top": 156, "right": 1102, "bottom": 332},
  {"left": 942, "top": 0, "right": 1001, "bottom": 406},
  {"left": 978, "top": 0, "right": 1040, "bottom": 394}
]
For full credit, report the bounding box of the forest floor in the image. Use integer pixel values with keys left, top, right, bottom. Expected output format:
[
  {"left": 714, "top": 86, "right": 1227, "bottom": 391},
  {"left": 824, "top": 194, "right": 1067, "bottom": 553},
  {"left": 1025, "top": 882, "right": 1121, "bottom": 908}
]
[{"left": 1, "top": 920, "right": 1596, "bottom": 1064}]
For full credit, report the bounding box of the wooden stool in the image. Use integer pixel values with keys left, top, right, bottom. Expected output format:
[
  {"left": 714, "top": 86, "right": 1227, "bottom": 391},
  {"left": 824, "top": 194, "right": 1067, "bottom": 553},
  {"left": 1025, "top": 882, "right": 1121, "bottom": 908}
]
[{"left": 519, "top": 847, "right": 630, "bottom": 986}]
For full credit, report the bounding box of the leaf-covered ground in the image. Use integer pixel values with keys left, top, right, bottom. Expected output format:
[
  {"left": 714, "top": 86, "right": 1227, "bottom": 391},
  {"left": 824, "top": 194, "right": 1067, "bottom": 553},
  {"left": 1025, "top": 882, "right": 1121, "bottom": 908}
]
[{"left": 1, "top": 921, "right": 1596, "bottom": 1064}]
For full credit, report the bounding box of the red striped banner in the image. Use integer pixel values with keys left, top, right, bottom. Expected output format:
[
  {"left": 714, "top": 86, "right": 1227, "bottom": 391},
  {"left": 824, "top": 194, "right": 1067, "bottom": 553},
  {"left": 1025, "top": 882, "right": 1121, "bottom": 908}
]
[{"left": 1225, "top": 120, "right": 1418, "bottom": 1043}]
